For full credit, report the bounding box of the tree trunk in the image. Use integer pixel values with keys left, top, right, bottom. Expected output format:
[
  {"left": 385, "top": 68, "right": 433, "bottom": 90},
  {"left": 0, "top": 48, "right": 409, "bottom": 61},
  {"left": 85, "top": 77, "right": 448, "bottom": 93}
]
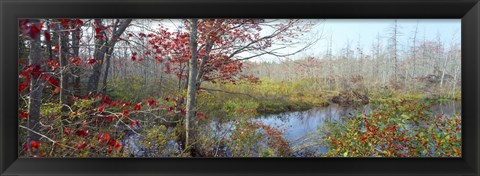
[
  {"left": 58, "top": 23, "right": 70, "bottom": 106},
  {"left": 102, "top": 20, "right": 120, "bottom": 96},
  {"left": 27, "top": 20, "right": 44, "bottom": 145},
  {"left": 102, "top": 47, "right": 114, "bottom": 96},
  {"left": 185, "top": 19, "right": 198, "bottom": 150},
  {"left": 71, "top": 24, "right": 81, "bottom": 97},
  {"left": 87, "top": 19, "right": 107, "bottom": 94},
  {"left": 87, "top": 19, "right": 132, "bottom": 95}
]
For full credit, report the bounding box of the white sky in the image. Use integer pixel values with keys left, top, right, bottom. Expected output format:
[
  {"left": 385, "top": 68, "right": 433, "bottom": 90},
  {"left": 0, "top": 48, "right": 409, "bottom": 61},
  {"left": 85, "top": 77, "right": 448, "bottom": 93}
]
[{"left": 255, "top": 19, "right": 461, "bottom": 62}]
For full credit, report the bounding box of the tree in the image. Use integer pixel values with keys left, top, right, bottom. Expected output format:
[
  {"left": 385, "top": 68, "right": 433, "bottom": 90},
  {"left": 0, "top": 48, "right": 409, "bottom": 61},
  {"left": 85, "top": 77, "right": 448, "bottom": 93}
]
[
  {"left": 87, "top": 19, "right": 132, "bottom": 95},
  {"left": 185, "top": 19, "right": 198, "bottom": 149},
  {"left": 20, "top": 19, "right": 44, "bottom": 147},
  {"left": 57, "top": 20, "right": 70, "bottom": 106},
  {"left": 388, "top": 20, "right": 401, "bottom": 84},
  {"left": 146, "top": 19, "right": 318, "bottom": 154}
]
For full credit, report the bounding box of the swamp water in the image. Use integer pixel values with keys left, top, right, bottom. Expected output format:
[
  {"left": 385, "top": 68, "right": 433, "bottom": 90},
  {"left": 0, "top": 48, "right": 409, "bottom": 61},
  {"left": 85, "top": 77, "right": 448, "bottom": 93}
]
[{"left": 122, "top": 101, "right": 461, "bottom": 157}]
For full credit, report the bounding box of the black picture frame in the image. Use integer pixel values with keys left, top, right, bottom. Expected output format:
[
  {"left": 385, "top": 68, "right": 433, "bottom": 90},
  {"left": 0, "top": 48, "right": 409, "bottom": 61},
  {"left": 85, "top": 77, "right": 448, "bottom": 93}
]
[{"left": 1, "top": 0, "right": 479, "bottom": 175}]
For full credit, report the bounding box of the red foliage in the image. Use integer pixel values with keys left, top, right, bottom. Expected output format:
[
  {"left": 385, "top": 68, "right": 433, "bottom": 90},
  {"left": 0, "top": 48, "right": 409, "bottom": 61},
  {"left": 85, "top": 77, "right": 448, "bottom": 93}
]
[
  {"left": 75, "top": 129, "right": 89, "bottom": 138},
  {"left": 98, "top": 105, "right": 105, "bottom": 113},
  {"left": 43, "top": 75, "right": 59, "bottom": 87},
  {"left": 129, "top": 120, "right": 139, "bottom": 128},
  {"left": 147, "top": 99, "right": 157, "bottom": 106},
  {"left": 74, "top": 19, "right": 84, "bottom": 26},
  {"left": 95, "top": 27, "right": 101, "bottom": 34},
  {"left": 60, "top": 19, "right": 70, "bottom": 26},
  {"left": 19, "top": 19, "right": 41, "bottom": 39},
  {"left": 146, "top": 19, "right": 294, "bottom": 84},
  {"left": 75, "top": 141, "right": 87, "bottom": 150},
  {"left": 24, "top": 64, "right": 43, "bottom": 78},
  {"left": 44, "top": 31, "right": 51, "bottom": 42},
  {"left": 19, "top": 111, "right": 29, "bottom": 119},
  {"left": 30, "top": 140, "right": 41, "bottom": 149},
  {"left": 47, "top": 59, "right": 60, "bottom": 71},
  {"left": 19, "top": 83, "right": 29, "bottom": 93},
  {"left": 71, "top": 57, "right": 82, "bottom": 66},
  {"left": 134, "top": 103, "right": 142, "bottom": 111},
  {"left": 87, "top": 58, "right": 96, "bottom": 64},
  {"left": 98, "top": 133, "right": 111, "bottom": 143}
]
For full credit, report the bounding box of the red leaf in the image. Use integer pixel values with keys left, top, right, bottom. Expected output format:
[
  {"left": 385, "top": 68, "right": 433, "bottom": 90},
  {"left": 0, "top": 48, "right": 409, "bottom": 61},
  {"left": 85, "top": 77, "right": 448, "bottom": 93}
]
[
  {"left": 95, "top": 27, "right": 101, "bottom": 34},
  {"left": 64, "top": 127, "right": 70, "bottom": 135},
  {"left": 102, "top": 96, "right": 111, "bottom": 103},
  {"left": 87, "top": 58, "right": 96, "bottom": 64},
  {"left": 75, "top": 141, "right": 87, "bottom": 150},
  {"left": 52, "top": 45, "right": 60, "bottom": 51},
  {"left": 60, "top": 19, "right": 70, "bottom": 26},
  {"left": 147, "top": 99, "right": 157, "bottom": 106},
  {"left": 47, "top": 76, "right": 59, "bottom": 87},
  {"left": 71, "top": 57, "right": 81, "bottom": 66},
  {"left": 155, "top": 56, "right": 164, "bottom": 63},
  {"left": 122, "top": 110, "right": 130, "bottom": 115},
  {"left": 23, "top": 144, "right": 29, "bottom": 152},
  {"left": 108, "top": 139, "right": 117, "bottom": 146},
  {"left": 47, "top": 60, "right": 60, "bottom": 71},
  {"left": 98, "top": 106, "right": 105, "bottom": 113},
  {"left": 19, "top": 111, "right": 28, "bottom": 119},
  {"left": 52, "top": 87, "right": 60, "bottom": 94},
  {"left": 114, "top": 141, "right": 122, "bottom": 150},
  {"left": 29, "top": 25, "right": 40, "bottom": 39},
  {"left": 19, "top": 83, "right": 29, "bottom": 93},
  {"left": 131, "top": 56, "right": 136, "bottom": 61},
  {"left": 98, "top": 133, "right": 111, "bottom": 143},
  {"left": 134, "top": 103, "right": 142, "bottom": 111},
  {"left": 129, "top": 120, "right": 139, "bottom": 127},
  {"left": 75, "top": 129, "right": 89, "bottom": 138},
  {"left": 75, "top": 19, "right": 84, "bottom": 26},
  {"left": 44, "top": 31, "right": 51, "bottom": 42},
  {"left": 30, "top": 140, "right": 40, "bottom": 149}
]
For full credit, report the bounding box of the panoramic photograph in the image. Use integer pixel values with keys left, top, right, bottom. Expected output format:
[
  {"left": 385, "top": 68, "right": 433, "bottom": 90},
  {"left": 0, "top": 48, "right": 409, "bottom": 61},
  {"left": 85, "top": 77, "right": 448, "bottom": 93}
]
[{"left": 18, "top": 19, "right": 461, "bottom": 157}]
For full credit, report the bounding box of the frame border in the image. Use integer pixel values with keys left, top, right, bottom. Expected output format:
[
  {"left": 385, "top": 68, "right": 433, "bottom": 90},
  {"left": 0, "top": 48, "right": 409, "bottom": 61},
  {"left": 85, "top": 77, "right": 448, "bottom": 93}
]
[{"left": 1, "top": 0, "right": 479, "bottom": 175}]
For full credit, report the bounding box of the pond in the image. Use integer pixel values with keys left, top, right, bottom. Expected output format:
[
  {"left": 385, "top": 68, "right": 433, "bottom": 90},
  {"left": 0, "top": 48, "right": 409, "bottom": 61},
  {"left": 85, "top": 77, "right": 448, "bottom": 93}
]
[
  {"left": 253, "top": 101, "right": 461, "bottom": 156},
  {"left": 122, "top": 101, "right": 461, "bottom": 157}
]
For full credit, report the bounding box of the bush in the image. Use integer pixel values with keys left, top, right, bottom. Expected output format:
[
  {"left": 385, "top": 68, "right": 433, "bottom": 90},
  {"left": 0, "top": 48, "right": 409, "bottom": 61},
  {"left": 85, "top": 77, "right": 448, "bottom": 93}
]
[{"left": 321, "top": 99, "right": 461, "bottom": 157}]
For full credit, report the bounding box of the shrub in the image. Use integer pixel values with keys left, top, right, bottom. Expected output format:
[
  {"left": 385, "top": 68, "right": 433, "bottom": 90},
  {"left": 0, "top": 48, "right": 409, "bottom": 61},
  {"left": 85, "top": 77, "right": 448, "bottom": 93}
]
[{"left": 321, "top": 99, "right": 461, "bottom": 157}]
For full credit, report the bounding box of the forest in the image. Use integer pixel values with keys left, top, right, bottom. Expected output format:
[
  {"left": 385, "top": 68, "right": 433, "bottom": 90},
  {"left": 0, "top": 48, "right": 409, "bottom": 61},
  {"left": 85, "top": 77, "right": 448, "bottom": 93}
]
[{"left": 18, "top": 19, "right": 461, "bottom": 157}]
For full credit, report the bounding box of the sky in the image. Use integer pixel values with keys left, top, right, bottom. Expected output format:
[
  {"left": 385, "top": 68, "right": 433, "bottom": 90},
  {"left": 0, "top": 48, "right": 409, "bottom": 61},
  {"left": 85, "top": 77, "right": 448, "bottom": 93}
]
[{"left": 255, "top": 19, "right": 461, "bottom": 62}]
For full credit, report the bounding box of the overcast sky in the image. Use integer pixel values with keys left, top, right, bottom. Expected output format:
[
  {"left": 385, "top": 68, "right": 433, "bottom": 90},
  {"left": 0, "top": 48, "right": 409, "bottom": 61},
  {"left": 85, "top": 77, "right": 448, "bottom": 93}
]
[{"left": 251, "top": 19, "right": 461, "bottom": 62}]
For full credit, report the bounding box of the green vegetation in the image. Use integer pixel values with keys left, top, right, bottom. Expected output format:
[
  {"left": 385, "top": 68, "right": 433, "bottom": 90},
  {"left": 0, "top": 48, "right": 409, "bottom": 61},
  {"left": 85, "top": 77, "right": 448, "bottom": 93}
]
[{"left": 320, "top": 99, "right": 461, "bottom": 157}]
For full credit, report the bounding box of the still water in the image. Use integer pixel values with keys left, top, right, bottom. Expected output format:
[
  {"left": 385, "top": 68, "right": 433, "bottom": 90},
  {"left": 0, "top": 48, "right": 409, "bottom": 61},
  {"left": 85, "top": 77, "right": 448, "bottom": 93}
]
[{"left": 122, "top": 101, "right": 461, "bottom": 157}]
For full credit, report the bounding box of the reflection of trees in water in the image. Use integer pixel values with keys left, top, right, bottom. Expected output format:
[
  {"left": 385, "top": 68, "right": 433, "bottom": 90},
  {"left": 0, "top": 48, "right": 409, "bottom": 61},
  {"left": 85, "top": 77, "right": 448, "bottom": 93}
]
[
  {"left": 429, "top": 101, "right": 461, "bottom": 117},
  {"left": 202, "top": 101, "right": 461, "bottom": 157}
]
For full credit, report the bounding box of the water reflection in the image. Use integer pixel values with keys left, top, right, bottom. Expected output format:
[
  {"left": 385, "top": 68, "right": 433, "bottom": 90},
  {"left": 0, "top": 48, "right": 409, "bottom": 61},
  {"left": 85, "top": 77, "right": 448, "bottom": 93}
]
[
  {"left": 254, "top": 101, "right": 461, "bottom": 155},
  {"left": 122, "top": 101, "right": 461, "bottom": 157}
]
